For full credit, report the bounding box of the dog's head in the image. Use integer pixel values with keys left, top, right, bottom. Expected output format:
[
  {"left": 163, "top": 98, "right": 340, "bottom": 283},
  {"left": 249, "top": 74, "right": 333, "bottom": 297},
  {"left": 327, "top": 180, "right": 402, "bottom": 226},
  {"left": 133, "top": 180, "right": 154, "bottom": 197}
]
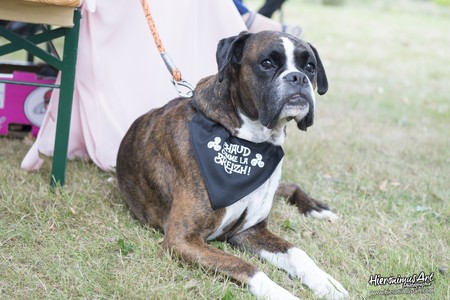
[{"left": 215, "top": 31, "right": 328, "bottom": 131}]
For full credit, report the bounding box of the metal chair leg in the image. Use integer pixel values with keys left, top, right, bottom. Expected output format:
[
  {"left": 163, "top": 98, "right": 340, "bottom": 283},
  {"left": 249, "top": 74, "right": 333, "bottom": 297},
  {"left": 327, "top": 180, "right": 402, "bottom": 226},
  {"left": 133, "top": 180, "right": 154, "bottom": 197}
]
[{"left": 50, "top": 9, "right": 81, "bottom": 187}]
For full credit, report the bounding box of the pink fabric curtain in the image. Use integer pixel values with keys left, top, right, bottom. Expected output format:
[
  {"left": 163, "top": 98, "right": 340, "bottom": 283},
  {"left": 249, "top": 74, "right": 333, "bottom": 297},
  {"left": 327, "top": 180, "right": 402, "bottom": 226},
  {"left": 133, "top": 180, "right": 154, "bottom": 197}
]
[{"left": 21, "top": 0, "right": 246, "bottom": 171}]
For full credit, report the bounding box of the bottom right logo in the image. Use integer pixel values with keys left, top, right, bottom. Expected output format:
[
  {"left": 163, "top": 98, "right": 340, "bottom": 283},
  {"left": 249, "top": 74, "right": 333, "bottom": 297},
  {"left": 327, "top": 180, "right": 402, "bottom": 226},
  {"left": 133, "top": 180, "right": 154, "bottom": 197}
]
[{"left": 368, "top": 271, "right": 435, "bottom": 297}]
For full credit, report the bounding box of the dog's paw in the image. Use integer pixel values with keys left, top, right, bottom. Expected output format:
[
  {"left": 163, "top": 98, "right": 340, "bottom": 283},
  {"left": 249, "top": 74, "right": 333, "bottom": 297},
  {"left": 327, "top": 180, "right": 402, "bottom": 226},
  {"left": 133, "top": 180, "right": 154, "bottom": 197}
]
[
  {"left": 249, "top": 272, "right": 300, "bottom": 300},
  {"left": 308, "top": 208, "right": 339, "bottom": 222},
  {"left": 303, "top": 268, "right": 349, "bottom": 300},
  {"left": 299, "top": 196, "right": 339, "bottom": 222}
]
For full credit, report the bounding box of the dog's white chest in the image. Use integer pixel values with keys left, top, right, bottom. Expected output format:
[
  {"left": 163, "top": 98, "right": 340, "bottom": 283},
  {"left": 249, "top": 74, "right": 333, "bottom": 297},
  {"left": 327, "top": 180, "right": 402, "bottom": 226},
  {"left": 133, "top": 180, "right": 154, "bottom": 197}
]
[{"left": 207, "top": 161, "right": 283, "bottom": 241}]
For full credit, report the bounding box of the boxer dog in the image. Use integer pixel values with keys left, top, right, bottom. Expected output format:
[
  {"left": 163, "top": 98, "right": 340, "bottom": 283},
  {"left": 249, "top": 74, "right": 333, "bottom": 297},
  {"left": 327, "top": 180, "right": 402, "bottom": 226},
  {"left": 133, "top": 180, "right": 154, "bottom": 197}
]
[{"left": 116, "top": 31, "right": 348, "bottom": 299}]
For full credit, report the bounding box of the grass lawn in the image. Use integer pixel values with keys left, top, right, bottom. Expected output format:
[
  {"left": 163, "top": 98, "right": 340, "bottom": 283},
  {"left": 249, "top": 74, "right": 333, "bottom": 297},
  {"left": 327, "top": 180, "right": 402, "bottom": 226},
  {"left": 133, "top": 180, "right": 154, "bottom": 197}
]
[{"left": 1, "top": 0, "right": 449, "bottom": 299}]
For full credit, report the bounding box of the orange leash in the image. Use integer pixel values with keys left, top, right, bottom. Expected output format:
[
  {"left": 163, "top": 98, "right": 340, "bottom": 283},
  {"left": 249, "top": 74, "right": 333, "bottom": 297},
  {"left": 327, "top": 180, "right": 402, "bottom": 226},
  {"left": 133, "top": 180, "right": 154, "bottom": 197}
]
[{"left": 139, "top": 0, "right": 193, "bottom": 98}]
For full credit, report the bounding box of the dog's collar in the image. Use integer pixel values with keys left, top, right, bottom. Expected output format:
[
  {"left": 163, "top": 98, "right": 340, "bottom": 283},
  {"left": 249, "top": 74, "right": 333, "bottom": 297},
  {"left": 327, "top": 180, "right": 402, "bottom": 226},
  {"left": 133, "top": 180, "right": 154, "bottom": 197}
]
[{"left": 190, "top": 111, "right": 284, "bottom": 210}]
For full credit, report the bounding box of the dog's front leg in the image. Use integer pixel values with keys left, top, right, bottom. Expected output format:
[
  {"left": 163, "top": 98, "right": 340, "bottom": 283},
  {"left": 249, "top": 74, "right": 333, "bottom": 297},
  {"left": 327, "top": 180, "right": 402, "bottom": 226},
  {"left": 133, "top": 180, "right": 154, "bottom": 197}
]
[
  {"left": 229, "top": 222, "right": 348, "bottom": 300},
  {"left": 276, "top": 183, "right": 338, "bottom": 221},
  {"left": 162, "top": 232, "right": 298, "bottom": 300}
]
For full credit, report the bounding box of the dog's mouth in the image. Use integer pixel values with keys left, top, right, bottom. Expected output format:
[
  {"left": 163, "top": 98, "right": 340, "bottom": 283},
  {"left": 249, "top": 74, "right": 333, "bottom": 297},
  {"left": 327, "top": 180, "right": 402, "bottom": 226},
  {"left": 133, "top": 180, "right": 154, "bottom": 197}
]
[
  {"left": 288, "top": 94, "right": 309, "bottom": 108},
  {"left": 280, "top": 93, "right": 310, "bottom": 121},
  {"left": 260, "top": 90, "right": 315, "bottom": 129}
]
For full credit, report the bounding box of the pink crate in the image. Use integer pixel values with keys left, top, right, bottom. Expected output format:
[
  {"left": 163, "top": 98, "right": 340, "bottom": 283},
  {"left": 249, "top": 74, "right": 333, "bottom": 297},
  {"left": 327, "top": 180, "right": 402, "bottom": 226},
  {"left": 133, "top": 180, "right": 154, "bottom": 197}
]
[{"left": 0, "top": 71, "right": 55, "bottom": 137}]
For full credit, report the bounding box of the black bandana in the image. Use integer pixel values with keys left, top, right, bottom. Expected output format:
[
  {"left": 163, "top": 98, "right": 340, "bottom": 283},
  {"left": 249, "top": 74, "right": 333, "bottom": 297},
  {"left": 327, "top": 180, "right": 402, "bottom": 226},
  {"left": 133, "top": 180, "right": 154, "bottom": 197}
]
[{"left": 189, "top": 111, "right": 284, "bottom": 210}]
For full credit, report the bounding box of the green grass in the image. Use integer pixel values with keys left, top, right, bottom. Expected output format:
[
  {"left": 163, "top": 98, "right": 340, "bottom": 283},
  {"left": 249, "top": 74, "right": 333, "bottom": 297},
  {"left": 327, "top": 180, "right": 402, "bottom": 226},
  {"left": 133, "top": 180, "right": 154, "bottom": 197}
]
[{"left": 1, "top": 0, "right": 449, "bottom": 299}]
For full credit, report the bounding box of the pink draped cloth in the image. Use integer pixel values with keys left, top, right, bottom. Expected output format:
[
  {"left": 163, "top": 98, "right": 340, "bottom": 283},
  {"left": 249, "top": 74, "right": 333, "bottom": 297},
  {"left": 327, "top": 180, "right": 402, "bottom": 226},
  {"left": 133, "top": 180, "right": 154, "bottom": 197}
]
[{"left": 21, "top": 0, "right": 246, "bottom": 171}]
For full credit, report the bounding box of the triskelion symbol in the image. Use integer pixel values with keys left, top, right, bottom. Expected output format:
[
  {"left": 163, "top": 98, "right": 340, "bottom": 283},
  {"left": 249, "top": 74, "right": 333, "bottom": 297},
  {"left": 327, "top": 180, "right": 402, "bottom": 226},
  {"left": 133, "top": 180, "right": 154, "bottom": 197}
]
[
  {"left": 251, "top": 154, "right": 265, "bottom": 168},
  {"left": 207, "top": 137, "right": 222, "bottom": 151}
]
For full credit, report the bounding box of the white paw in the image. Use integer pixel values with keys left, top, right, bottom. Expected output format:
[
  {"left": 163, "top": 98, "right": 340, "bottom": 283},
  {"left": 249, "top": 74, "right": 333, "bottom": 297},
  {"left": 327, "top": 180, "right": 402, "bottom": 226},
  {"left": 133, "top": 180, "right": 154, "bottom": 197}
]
[
  {"left": 249, "top": 272, "right": 299, "bottom": 300},
  {"left": 308, "top": 209, "right": 339, "bottom": 222},
  {"left": 304, "top": 268, "right": 348, "bottom": 300}
]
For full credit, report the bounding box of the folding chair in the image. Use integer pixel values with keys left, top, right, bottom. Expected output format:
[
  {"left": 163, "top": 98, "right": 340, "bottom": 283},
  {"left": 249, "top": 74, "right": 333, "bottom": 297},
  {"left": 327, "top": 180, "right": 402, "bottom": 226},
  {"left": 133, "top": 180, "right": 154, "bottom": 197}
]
[{"left": 0, "top": 0, "right": 81, "bottom": 187}]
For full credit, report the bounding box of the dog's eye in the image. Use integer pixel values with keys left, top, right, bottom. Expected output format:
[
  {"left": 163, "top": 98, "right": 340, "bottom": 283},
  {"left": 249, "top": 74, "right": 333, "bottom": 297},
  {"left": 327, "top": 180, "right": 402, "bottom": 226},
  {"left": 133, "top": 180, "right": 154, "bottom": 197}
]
[
  {"left": 305, "top": 62, "right": 316, "bottom": 74},
  {"left": 261, "top": 59, "right": 274, "bottom": 70}
]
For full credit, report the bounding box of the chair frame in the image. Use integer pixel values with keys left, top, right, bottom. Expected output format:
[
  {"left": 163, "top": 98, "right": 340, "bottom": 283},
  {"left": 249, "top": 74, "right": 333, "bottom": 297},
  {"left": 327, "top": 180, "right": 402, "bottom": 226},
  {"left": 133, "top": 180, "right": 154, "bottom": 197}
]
[{"left": 0, "top": 9, "right": 81, "bottom": 187}]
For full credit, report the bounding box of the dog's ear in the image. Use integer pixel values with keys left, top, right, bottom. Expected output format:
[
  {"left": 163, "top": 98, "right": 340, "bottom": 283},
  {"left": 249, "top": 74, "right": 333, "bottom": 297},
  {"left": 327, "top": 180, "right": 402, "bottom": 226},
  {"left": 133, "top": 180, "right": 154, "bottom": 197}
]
[
  {"left": 297, "top": 44, "right": 326, "bottom": 131},
  {"left": 217, "top": 31, "right": 251, "bottom": 82},
  {"left": 308, "top": 43, "right": 328, "bottom": 95}
]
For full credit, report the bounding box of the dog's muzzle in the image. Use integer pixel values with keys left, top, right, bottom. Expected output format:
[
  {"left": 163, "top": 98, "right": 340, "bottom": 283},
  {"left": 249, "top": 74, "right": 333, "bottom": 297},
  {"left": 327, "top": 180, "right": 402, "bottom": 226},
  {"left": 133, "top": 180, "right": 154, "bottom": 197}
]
[{"left": 278, "top": 71, "right": 315, "bottom": 130}]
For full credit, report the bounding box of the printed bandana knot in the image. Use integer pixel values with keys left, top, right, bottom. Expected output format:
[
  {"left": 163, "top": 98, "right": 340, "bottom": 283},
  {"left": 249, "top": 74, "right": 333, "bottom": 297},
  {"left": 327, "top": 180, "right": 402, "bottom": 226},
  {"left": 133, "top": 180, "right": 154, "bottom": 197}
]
[{"left": 190, "top": 111, "right": 284, "bottom": 210}]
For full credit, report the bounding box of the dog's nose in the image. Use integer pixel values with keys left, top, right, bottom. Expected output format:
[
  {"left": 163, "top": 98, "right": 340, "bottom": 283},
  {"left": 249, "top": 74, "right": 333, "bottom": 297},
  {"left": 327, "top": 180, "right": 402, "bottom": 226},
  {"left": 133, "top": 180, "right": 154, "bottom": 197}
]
[{"left": 284, "top": 72, "right": 309, "bottom": 85}]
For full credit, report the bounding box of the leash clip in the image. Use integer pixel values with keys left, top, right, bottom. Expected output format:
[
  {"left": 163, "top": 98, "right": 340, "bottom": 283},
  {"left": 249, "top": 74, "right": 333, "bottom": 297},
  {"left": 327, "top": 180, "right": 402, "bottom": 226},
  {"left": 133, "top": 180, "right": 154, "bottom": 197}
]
[
  {"left": 161, "top": 52, "right": 194, "bottom": 98},
  {"left": 171, "top": 78, "right": 194, "bottom": 98}
]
